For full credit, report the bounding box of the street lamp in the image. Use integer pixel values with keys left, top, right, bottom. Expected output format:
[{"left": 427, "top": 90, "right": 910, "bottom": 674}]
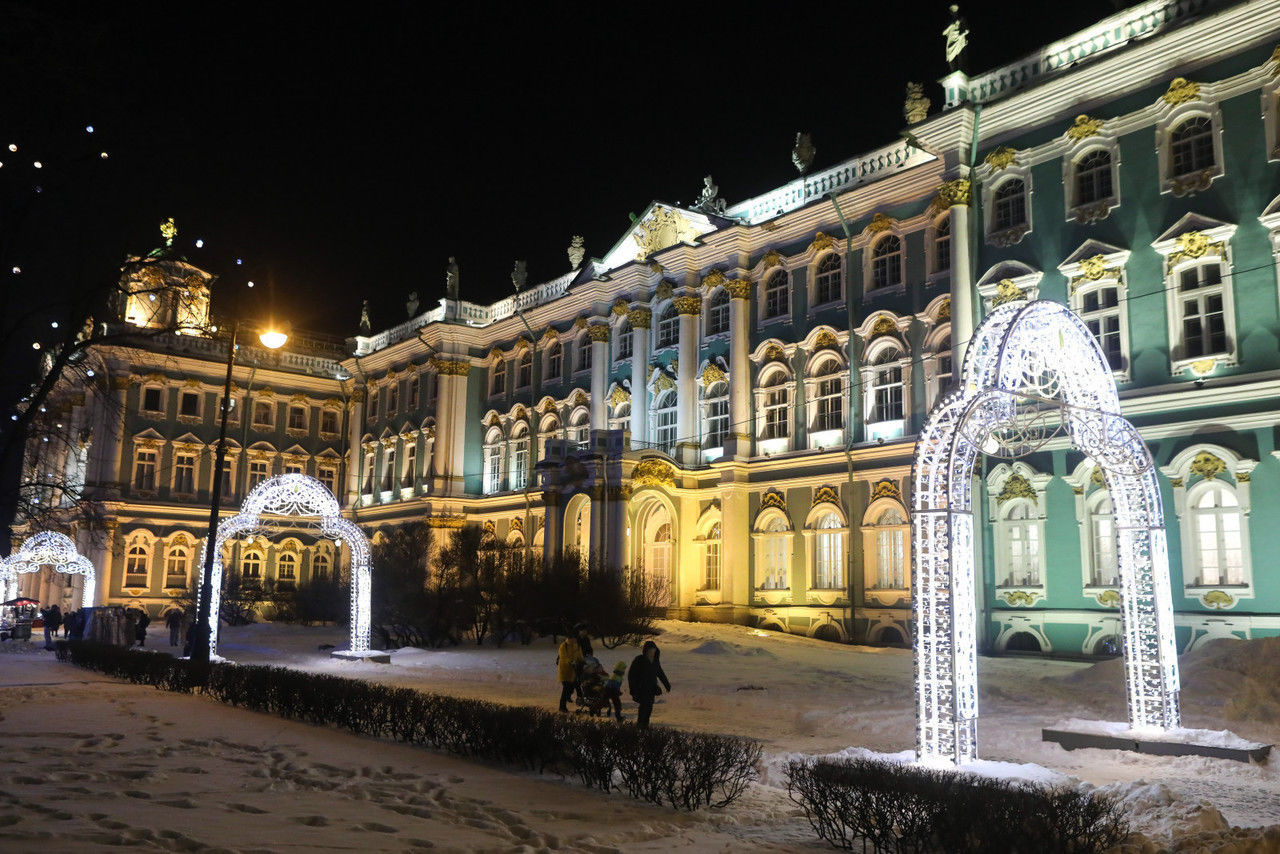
[{"left": 190, "top": 320, "right": 288, "bottom": 668}]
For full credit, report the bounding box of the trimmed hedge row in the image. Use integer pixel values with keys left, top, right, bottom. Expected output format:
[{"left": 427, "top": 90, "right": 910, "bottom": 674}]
[
  {"left": 786, "top": 757, "right": 1129, "bottom": 853},
  {"left": 57, "top": 641, "right": 759, "bottom": 810}
]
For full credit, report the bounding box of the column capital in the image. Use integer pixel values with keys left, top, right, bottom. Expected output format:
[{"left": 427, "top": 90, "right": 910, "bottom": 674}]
[
  {"left": 627, "top": 307, "right": 652, "bottom": 329},
  {"left": 930, "top": 178, "right": 972, "bottom": 212},
  {"left": 673, "top": 295, "right": 702, "bottom": 316},
  {"left": 725, "top": 278, "right": 753, "bottom": 300},
  {"left": 587, "top": 323, "right": 611, "bottom": 342},
  {"left": 430, "top": 357, "right": 471, "bottom": 376}
]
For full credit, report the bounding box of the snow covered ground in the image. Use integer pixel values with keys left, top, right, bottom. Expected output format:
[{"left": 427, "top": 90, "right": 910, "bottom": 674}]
[{"left": 5, "top": 621, "right": 1280, "bottom": 851}]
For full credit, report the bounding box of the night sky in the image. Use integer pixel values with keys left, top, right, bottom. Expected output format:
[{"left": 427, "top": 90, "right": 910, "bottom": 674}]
[{"left": 3, "top": 1, "right": 1116, "bottom": 345}]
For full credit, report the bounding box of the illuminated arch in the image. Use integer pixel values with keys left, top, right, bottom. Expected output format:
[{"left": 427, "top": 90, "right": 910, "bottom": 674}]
[
  {"left": 198, "top": 474, "right": 371, "bottom": 658},
  {"left": 911, "top": 300, "right": 1179, "bottom": 765},
  {"left": 2, "top": 532, "right": 96, "bottom": 608}
]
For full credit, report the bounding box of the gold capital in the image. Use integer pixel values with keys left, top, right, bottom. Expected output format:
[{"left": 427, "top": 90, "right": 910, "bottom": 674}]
[
  {"left": 725, "top": 278, "right": 752, "bottom": 300},
  {"left": 586, "top": 324, "right": 611, "bottom": 342},
  {"left": 673, "top": 295, "right": 702, "bottom": 316}
]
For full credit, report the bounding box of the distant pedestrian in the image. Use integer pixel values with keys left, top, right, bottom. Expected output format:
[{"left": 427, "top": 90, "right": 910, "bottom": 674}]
[
  {"left": 43, "top": 605, "right": 62, "bottom": 650},
  {"left": 556, "top": 634, "right": 583, "bottom": 713},
  {"left": 62, "top": 610, "right": 74, "bottom": 637},
  {"left": 627, "top": 640, "right": 671, "bottom": 729},
  {"left": 165, "top": 609, "right": 183, "bottom": 647},
  {"left": 134, "top": 610, "right": 150, "bottom": 647},
  {"left": 587, "top": 661, "right": 627, "bottom": 721}
]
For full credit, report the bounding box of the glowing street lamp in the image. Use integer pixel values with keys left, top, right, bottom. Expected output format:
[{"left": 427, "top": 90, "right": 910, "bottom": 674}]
[{"left": 191, "top": 320, "right": 288, "bottom": 669}]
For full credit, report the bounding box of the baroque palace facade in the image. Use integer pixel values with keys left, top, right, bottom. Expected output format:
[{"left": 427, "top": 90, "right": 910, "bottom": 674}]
[{"left": 19, "top": 0, "right": 1280, "bottom": 655}]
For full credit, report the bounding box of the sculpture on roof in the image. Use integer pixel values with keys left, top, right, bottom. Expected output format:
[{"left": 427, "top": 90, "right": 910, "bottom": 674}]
[
  {"left": 359, "top": 300, "right": 371, "bottom": 334},
  {"left": 692, "top": 175, "right": 726, "bottom": 216},
  {"left": 792, "top": 133, "right": 815, "bottom": 175},
  {"left": 568, "top": 235, "right": 585, "bottom": 270},
  {"left": 512, "top": 260, "right": 527, "bottom": 291},
  {"left": 943, "top": 4, "right": 969, "bottom": 73},
  {"left": 446, "top": 257, "right": 460, "bottom": 302},
  {"left": 904, "top": 82, "right": 931, "bottom": 124},
  {"left": 406, "top": 291, "right": 419, "bottom": 318}
]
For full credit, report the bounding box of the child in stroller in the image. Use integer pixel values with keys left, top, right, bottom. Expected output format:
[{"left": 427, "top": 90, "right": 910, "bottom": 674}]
[
  {"left": 574, "top": 655, "right": 608, "bottom": 712},
  {"left": 580, "top": 659, "right": 627, "bottom": 721}
]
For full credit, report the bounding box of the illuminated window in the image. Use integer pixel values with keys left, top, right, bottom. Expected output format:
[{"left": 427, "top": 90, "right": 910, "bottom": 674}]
[
  {"left": 933, "top": 214, "right": 951, "bottom": 274},
  {"left": 871, "top": 235, "right": 902, "bottom": 290},
  {"left": 1086, "top": 492, "right": 1118, "bottom": 587},
  {"left": 1078, "top": 283, "right": 1123, "bottom": 370},
  {"left": 993, "top": 179, "right": 1027, "bottom": 231},
  {"left": 1190, "top": 482, "right": 1244, "bottom": 586},
  {"left": 288, "top": 405, "right": 307, "bottom": 431},
  {"left": 490, "top": 359, "right": 506, "bottom": 396},
  {"left": 361, "top": 453, "right": 374, "bottom": 494},
  {"left": 1177, "top": 260, "right": 1227, "bottom": 359},
  {"left": 320, "top": 409, "right": 339, "bottom": 435},
  {"left": 759, "top": 371, "right": 790, "bottom": 440},
  {"left": 252, "top": 400, "right": 273, "bottom": 428},
  {"left": 703, "top": 381, "right": 728, "bottom": 449},
  {"left": 509, "top": 426, "right": 528, "bottom": 491},
  {"left": 870, "top": 350, "right": 903, "bottom": 423},
  {"left": 408, "top": 375, "right": 419, "bottom": 409},
  {"left": 483, "top": 427, "right": 504, "bottom": 494},
  {"left": 868, "top": 506, "right": 908, "bottom": 590},
  {"left": 616, "top": 323, "right": 633, "bottom": 361},
  {"left": 133, "top": 449, "right": 157, "bottom": 491},
  {"left": 380, "top": 448, "right": 395, "bottom": 491},
  {"left": 706, "top": 290, "right": 730, "bottom": 335},
  {"left": 317, "top": 466, "right": 337, "bottom": 496},
  {"left": 173, "top": 453, "right": 196, "bottom": 494},
  {"left": 997, "top": 499, "right": 1041, "bottom": 587},
  {"left": 247, "top": 459, "right": 269, "bottom": 489},
  {"left": 402, "top": 443, "right": 416, "bottom": 488},
  {"left": 165, "top": 544, "right": 189, "bottom": 587},
  {"left": 810, "top": 359, "right": 844, "bottom": 434},
  {"left": 1170, "top": 116, "right": 1215, "bottom": 178},
  {"left": 762, "top": 270, "right": 788, "bottom": 320},
  {"left": 241, "top": 550, "right": 263, "bottom": 580},
  {"left": 657, "top": 305, "right": 679, "bottom": 348},
  {"left": 387, "top": 384, "right": 398, "bottom": 415},
  {"left": 654, "top": 390, "right": 677, "bottom": 452},
  {"left": 277, "top": 552, "right": 297, "bottom": 582},
  {"left": 701, "top": 523, "right": 721, "bottom": 590},
  {"left": 811, "top": 512, "right": 845, "bottom": 589},
  {"left": 142, "top": 387, "right": 164, "bottom": 414},
  {"left": 125, "top": 540, "right": 150, "bottom": 588},
  {"left": 756, "top": 514, "right": 790, "bottom": 590}
]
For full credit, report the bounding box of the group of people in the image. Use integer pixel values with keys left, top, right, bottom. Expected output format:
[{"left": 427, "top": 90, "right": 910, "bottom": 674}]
[
  {"left": 556, "top": 625, "right": 672, "bottom": 729},
  {"left": 34, "top": 604, "right": 192, "bottom": 650}
]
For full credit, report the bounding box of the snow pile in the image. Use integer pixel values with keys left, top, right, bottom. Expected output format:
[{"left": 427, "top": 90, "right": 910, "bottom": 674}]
[{"left": 1098, "top": 780, "right": 1230, "bottom": 839}]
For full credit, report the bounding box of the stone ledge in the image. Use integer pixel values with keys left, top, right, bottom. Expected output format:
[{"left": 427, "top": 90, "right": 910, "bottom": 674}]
[{"left": 1043, "top": 726, "right": 1271, "bottom": 764}]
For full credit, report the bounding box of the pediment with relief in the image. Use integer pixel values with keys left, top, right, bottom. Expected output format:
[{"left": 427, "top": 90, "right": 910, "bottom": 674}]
[{"left": 597, "top": 202, "right": 721, "bottom": 273}]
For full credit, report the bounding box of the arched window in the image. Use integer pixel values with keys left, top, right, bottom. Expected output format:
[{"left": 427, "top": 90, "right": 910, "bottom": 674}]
[
  {"left": 814, "top": 253, "right": 842, "bottom": 305},
  {"left": 762, "top": 269, "right": 788, "bottom": 319},
  {"left": 616, "top": 321, "right": 633, "bottom": 361},
  {"left": 993, "top": 179, "right": 1027, "bottom": 231},
  {"left": 865, "top": 505, "right": 908, "bottom": 591},
  {"left": 165, "top": 543, "right": 189, "bottom": 587},
  {"left": 654, "top": 390, "right": 677, "bottom": 453},
  {"left": 610, "top": 400, "right": 631, "bottom": 436},
  {"left": 997, "top": 499, "right": 1040, "bottom": 587},
  {"left": 277, "top": 551, "right": 298, "bottom": 582},
  {"left": 569, "top": 409, "right": 590, "bottom": 448},
  {"left": 312, "top": 551, "right": 331, "bottom": 581},
  {"left": 756, "top": 514, "right": 790, "bottom": 590},
  {"left": 490, "top": 358, "right": 506, "bottom": 395},
  {"left": 577, "top": 336, "right": 592, "bottom": 373},
  {"left": 701, "top": 522, "right": 721, "bottom": 590},
  {"left": 547, "top": 342, "right": 563, "bottom": 380},
  {"left": 1189, "top": 481, "right": 1244, "bottom": 586},
  {"left": 509, "top": 424, "right": 529, "bottom": 491},
  {"left": 241, "top": 549, "right": 263, "bottom": 580},
  {"left": 706, "top": 290, "right": 730, "bottom": 335},
  {"left": 810, "top": 359, "right": 845, "bottom": 435},
  {"left": 759, "top": 370, "right": 790, "bottom": 440},
  {"left": 538, "top": 415, "right": 560, "bottom": 461},
  {"left": 517, "top": 350, "right": 532, "bottom": 388},
  {"left": 361, "top": 452, "right": 374, "bottom": 495},
  {"left": 402, "top": 442, "right": 416, "bottom": 488},
  {"left": 933, "top": 214, "right": 951, "bottom": 274},
  {"left": 703, "top": 381, "right": 728, "bottom": 449},
  {"left": 648, "top": 521, "right": 672, "bottom": 586},
  {"left": 1074, "top": 149, "right": 1113, "bottom": 205},
  {"left": 380, "top": 447, "right": 395, "bottom": 491},
  {"left": 870, "top": 235, "right": 902, "bottom": 290},
  {"left": 483, "top": 427, "right": 504, "bottom": 494},
  {"left": 1087, "top": 492, "right": 1118, "bottom": 587},
  {"left": 656, "top": 304, "right": 679, "bottom": 349},
  {"left": 1170, "top": 116, "right": 1215, "bottom": 177},
  {"left": 812, "top": 512, "right": 845, "bottom": 589},
  {"left": 869, "top": 349, "right": 904, "bottom": 423},
  {"left": 124, "top": 539, "right": 150, "bottom": 588}
]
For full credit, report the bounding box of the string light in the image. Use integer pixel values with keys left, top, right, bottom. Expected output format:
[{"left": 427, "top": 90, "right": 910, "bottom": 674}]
[
  {"left": 8, "top": 144, "right": 16, "bottom": 152},
  {"left": 247, "top": 281, "right": 254, "bottom": 288},
  {"left": 100, "top": 152, "right": 108, "bottom": 159},
  {"left": 85, "top": 369, "right": 94, "bottom": 377},
  {"left": 85, "top": 125, "right": 94, "bottom": 133},
  {"left": 33, "top": 161, "right": 41, "bottom": 169},
  {"left": 31, "top": 342, "right": 40, "bottom": 350},
  {"left": 50, "top": 321, "right": 58, "bottom": 329},
  {"left": 0, "top": 532, "right": 96, "bottom": 608},
  {"left": 11, "top": 267, "right": 19, "bottom": 274},
  {"left": 195, "top": 239, "right": 204, "bottom": 248}
]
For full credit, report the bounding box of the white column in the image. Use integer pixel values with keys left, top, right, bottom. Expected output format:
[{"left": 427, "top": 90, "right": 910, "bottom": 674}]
[
  {"left": 430, "top": 358, "right": 471, "bottom": 498},
  {"left": 945, "top": 180, "right": 974, "bottom": 372},
  {"left": 345, "top": 389, "right": 365, "bottom": 504},
  {"left": 674, "top": 294, "right": 701, "bottom": 466},
  {"left": 588, "top": 322, "right": 609, "bottom": 433},
  {"left": 100, "top": 376, "right": 130, "bottom": 490},
  {"left": 628, "top": 307, "right": 652, "bottom": 447},
  {"left": 726, "top": 279, "right": 752, "bottom": 458}
]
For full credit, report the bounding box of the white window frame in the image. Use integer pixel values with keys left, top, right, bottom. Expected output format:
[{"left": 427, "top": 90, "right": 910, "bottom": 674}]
[
  {"left": 754, "top": 366, "right": 793, "bottom": 453},
  {"left": 701, "top": 381, "right": 729, "bottom": 452},
  {"left": 483, "top": 427, "right": 505, "bottom": 494},
  {"left": 760, "top": 269, "right": 790, "bottom": 323},
  {"left": 317, "top": 465, "right": 338, "bottom": 496},
  {"left": 752, "top": 508, "right": 793, "bottom": 596},
  {"left": 172, "top": 451, "right": 197, "bottom": 495},
  {"left": 320, "top": 408, "right": 340, "bottom": 437},
  {"left": 653, "top": 390, "right": 677, "bottom": 453},
  {"left": 546, "top": 341, "right": 563, "bottom": 380},
  {"left": 178, "top": 389, "right": 202, "bottom": 420},
  {"left": 1156, "top": 100, "right": 1225, "bottom": 197},
  {"left": 133, "top": 446, "right": 159, "bottom": 492},
  {"left": 656, "top": 304, "right": 680, "bottom": 349},
  {"left": 867, "top": 234, "right": 903, "bottom": 292},
  {"left": 1153, "top": 223, "right": 1237, "bottom": 375},
  {"left": 804, "top": 355, "right": 846, "bottom": 449},
  {"left": 861, "top": 497, "right": 910, "bottom": 605},
  {"left": 287, "top": 404, "right": 308, "bottom": 433},
  {"left": 928, "top": 213, "right": 950, "bottom": 281},
  {"left": 490, "top": 357, "right": 506, "bottom": 397},
  {"left": 576, "top": 336, "right": 592, "bottom": 374},
  {"left": 164, "top": 538, "right": 191, "bottom": 589},
  {"left": 704, "top": 289, "right": 730, "bottom": 337},
  {"left": 509, "top": 426, "right": 529, "bottom": 491},
  {"left": 140, "top": 385, "right": 166, "bottom": 416},
  {"left": 982, "top": 168, "right": 1033, "bottom": 247},
  {"left": 860, "top": 339, "right": 910, "bottom": 441},
  {"left": 921, "top": 325, "right": 952, "bottom": 411},
  {"left": 517, "top": 350, "right": 532, "bottom": 388},
  {"left": 251, "top": 399, "right": 275, "bottom": 430},
  {"left": 247, "top": 458, "right": 270, "bottom": 490},
  {"left": 123, "top": 533, "right": 152, "bottom": 590},
  {"left": 812, "top": 252, "right": 843, "bottom": 307},
  {"left": 615, "top": 324, "right": 633, "bottom": 362},
  {"left": 803, "top": 504, "right": 848, "bottom": 594},
  {"left": 986, "top": 463, "right": 1051, "bottom": 598},
  {"left": 1063, "top": 137, "right": 1121, "bottom": 223},
  {"left": 699, "top": 521, "right": 722, "bottom": 592}
]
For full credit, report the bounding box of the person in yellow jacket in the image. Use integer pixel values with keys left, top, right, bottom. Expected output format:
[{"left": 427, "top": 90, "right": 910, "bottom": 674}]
[{"left": 556, "top": 634, "right": 583, "bottom": 712}]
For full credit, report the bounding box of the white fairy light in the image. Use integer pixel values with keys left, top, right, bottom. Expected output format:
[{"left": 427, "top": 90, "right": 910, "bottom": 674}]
[
  {"left": 195, "top": 239, "right": 204, "bottom": 248},
  {"left": 100, "top": 152, "right": 108, "bottom": 159},
  {"left": 33, "top": 161, "right": 41, "bottom": 169},
  {"left": 85, "top": 369, "right": 94, "bottom": 377},
  {"left": 8, "top": 144, "right": 16, "bottom": 152},
  {"left": 31, "top": 342, "right": 40, "bottom": 350},
  {"left": 246, "top": 281, "right": 254, "bottom": 288},
  {"left": 0, "top": 532, "right": 96, "bottom": 608},
  {"left": 911, "top": 300, "right": 1179, "bottom": 766},
  {"left": 85, "top": 125, "right": 94, "bottom": 133},
  {"left": 50, "top": 321, "right": 58, "bottom": 328},
  {"left": 12, "top": 266, "right": 19, "bottom": 274}
]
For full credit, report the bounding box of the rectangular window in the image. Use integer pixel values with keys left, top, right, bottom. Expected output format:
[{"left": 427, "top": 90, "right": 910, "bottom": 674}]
[
  {"left": 388, "top": 384, "right": 399, "bottom": 415},
  {"left": 762, "top": 389, "right": 789, "bottom": 439},
  {"left": 252, "top": 400, "right": 273, "bottom": 428},
  {"left": 362, "top": 454, "right": 374, "bottom": 494},
  {"left": 402, "top": 444, "right": 416, "bottom": 488},
  {"left": 814, "top": 531, "right": 844, "bottom": 589},
  {"left": 317, "top": 467, "right": 337, "bottom": 496},
  {"left": 288, "top": 406, "right": 307, "bottom": 431},
  {"left": 142, "top": 387, "right": 164, "bottom": 413},
  {"left": 485, "top": 450, "right": 502, "bottom": 494},
  {"left": 284, "top": 462, "right": 303, "bottom": 475},
  {"left": 219, "top": 458, "right": 233, "bottom": 500},
  {"left": 179, "top": 391, "right": 200, "bottom": 417},
  {"left": 174, "top": 453, "right": 196, "bottom": 494},
  {"left": 707, "top": 298, "right": 730, "bottom": 335},
  {"left": 873, "top": 367, "right": 903, "bottom": 422},
  {"left": 368, "top": 389, "right": 379, "bottom": 419},
  {"left": 579, "top": 340, "right": 592, "bottom": 373},
  {"left": 320, "top": 409, "right": 339, "bottom": 434},
  {"left": 247, "top": 460, "right": 269, "bottom": 489},
  {"left": 707, "top": 397, "right": 728, "bottom": 448},
  {"left": 1081, "top": 286, "right": 1123, "bottom": 371},
  {"left": 1179, "top": 264, "right": 1226, "bottom": 358},
  {"left": 617, "top": 331, "right": 633, "bottom": 361},
  {"left": 876, "top": 528, "right": 905, "bottom": 589},
  {"left": 511, "top": 444, "right": 528, "bottom": 491},
  {"left": 815, "top": 377, "right": 844, "bottom": 432},
  {"left": 703, "top": 539, "right": 721, "bottom": 590},
  {"left": 761, "top": 536, "right": 787, "bottom": 589},
  {"left": 548, "top": 346, "right": 563, "bottom": 378},
  {"left": 408, "top": 376, "right": 419, "bottom": 409},
  {"left": 381, "top": 449, "right": 395, "bottom": 491},
  {"left": 656, "top": 405, "right": 678, "bottom": 452},
  {"left": 764, "top": 277, "right": 787, "bottom": 319},
  {"left": 134, "top": 449, "right": 157, "bottom": 491}
]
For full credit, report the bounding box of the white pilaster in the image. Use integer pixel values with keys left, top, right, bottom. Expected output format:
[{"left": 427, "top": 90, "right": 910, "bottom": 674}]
[
  {"left": 345, "top": 390, "right": 365, "bottom": 504},
  {"left": 946, "top": 181, "right": 974, "bottom": 373},
  {"left": 589, "top": 322, "right": 609, "bottom": 432},
  {"left": 726, "top": 279, "right": 752, "bottom": 458},
  {"left": 675, "top": 293, "right": 701, "bottom": 466},
  {"left": 628, "top": 306, "right": 652, "bottom": 447}
]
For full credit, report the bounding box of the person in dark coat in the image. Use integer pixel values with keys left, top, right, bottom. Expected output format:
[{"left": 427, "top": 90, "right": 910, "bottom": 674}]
[
  {"left": 165, "top": 609, "right": 183, "bottom": 647},
  {"left": 627, "top": 640, "right": 671, "bottom": 729},
  {"left": 43, "top": 605, "right": 63, "bottom": 649},
  {"left": 134, "top": 610, "right": 150, "bottom": 647}
]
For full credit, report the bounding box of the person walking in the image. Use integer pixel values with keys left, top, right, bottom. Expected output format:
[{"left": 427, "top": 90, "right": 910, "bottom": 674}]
[
  {"left": 43, "top": 605, "right": 62, "bottom": 650},
  {"left": 627, "top": 640, "right": 671, "bottom": 729},
  {"left": 556, "top": 633, "right": 583, "bottom": 713},
  {"left": 134, "top": 610, "right": 150, "bottom": 647},
  {"left": 165, "top": 609, "right": 183, "bottom": 647}
]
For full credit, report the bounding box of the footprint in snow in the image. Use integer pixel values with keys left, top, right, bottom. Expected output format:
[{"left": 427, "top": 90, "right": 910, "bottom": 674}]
[
  {"left": 292, "top": 815, "right": 328, "bottom": 826},
  {"left": 356, "top": 822, "right": 399, "bottom": 833},
  {"left": 226, "top": 803, "right": 268, "bottom": 814}
]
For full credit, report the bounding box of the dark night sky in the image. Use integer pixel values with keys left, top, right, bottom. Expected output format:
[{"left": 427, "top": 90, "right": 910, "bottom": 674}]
[{"left": 2, "top": 1, "right": 1118, "bottom": 343}]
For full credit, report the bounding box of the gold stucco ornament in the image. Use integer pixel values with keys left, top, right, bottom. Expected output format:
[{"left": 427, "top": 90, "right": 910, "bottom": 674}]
[
  {"left": 991, "top": 278, "right": 1027, "bottom": 307},
  {"left": 996, "top": 473, "right": 1036, "bottom": 504},
  {"left": 1189, "top": 451, "right": 1226, "bottom": 480},
  {"left": 984, "top": 146, "right": 1018, "bottom": 171},
  {"left": 1161, "top": 77, "right": 1201, "bottom": 106},
  {"left": 632, "top": 458, "right": 675, "bottom": 488},
  {"left": 1066, "top": 115, "right": 1105, "bottom": 140}
]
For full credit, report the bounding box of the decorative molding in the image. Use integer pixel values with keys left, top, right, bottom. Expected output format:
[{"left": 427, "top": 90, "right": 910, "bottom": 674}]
[
  {"left": 991, "top": 278, "right": 1028, "bottom": 307},
  {"left": 427, "top": 514, "right": 466, "bottom": 530},
  {"left": 573, "top": 316, "right": 588, "bottom": 330},
  {"left": 612, "top": 298, "right": 629, "bottom": 316},
  {"left": 608, "top": 386, "right": 631, "bottom": 407},
  {"left": 809, "top": 231, "right": 837, "bottom": 254},
  {"left": 587, "top": 324, "right": 611, "bottom": 342},
  {"left": 1065, "top": 114, "right": 1105, "bottom": 140},
  {"left": 699, "top": 364, "right": 727, "bottom": 387},
  {"left": 937, "top": 298, "right": 951, "bottom": 322},
  {"left": 1202, "top": 590, "right": 1235, "bottom": 610},
  {"left": 989, "top": 225, "right": 1030, "bottom": 248},
  {"left": 762, "top": 249, "right": 783, "bottom": 270},
  {"left": 930, "top": 178, "right": 971, "bottom": 214},
  {"left": 509, "top": 516, "right": 523, "bottom": 533},
  {"left": 482, "top": 520, "right": 496, "bottom": 536},
  {"left": 1189, "top": 451, "right": 1226, "bottom": 480},
  {"left": 763, "top": 343, "right": 786, "bottom": 363},
  {"left": 813, "top": 330, "right": 839, "bottom": 351},
  {"left": 632, "top": 458, "right": 675, "bottom": 488},
  {"left": 870, "top": 479, "right": 902, "bottom": 502},
  {"left": 1095, "top": 589, "right": 1120, "bottom": 608},
  {"left": 996, "top": 473, "right": 1036, "bottom": 504},
  {"left": 725, "top": 278, "right": 752, "bottom": 300},
  {"left": 487, "top": 346, "right": 504, "bottom": 360},
  {"left": 760, "top": 490, "right": 787, "bottom": 512},
  {"left": 633, "top": 206, "right": 696, "bottom": 260},
  {"left": 1166, "top": 230, "right": 1225, "bottom": 273},
  {"left": 569, "top": 389, "right": 588, "bottom": 408},
  {"left": 627, "top": 307, "right": 652, "bottom": 329},
  {"left": 813, "top": 485, "right": 839, "bottom": 506},
  {"left": 430, "top": 357, "right": 471, "bottom": 376},
  {"left": 866, "top": 212, "right": 897, "bottom": 233},
  {"left": 1000, "top": 590, "right": 1042, "bottom": 607},
  {"left": 702, "top": 269, "right": 726, "bottom": 290},
  {"left": 672, "top": 295, "right": 702, "bottom": 316},
  {"left": 870, "top": 316, "right": 898, "bottom": 338},
  {"left": 984, "top": 146, "right": 1019, "bottom": 171},
  {"left": 654, "top": 281, "right": 675, "bottom": 302},
  {"left": 1161, "top": 76, "right": 1200, "bottom": 106}
]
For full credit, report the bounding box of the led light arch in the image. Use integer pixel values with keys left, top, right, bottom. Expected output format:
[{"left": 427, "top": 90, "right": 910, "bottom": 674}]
[
  {"left": 197, "top": 474, "right": 370, "bottom": 657},
  {"left": 911, "top": 300, "right": 1179, "bottom": 765},
  {"left": 1, "top": 531, "right": 96, "bottom": 608}
]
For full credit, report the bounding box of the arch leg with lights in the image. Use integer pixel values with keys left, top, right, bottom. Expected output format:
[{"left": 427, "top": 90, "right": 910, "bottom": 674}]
[
  {"left": 2, "top": 532, "right": 96, "bottom": 609},
  {"left": 911, "top": 301, "right": 1180, "bottom": 765}
]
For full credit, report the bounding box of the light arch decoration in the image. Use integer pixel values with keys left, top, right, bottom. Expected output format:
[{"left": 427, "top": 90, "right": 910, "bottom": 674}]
[
  {"left": 1, "top": 532, "right": 96, "bottom": 608},
  {"left": 197, "top": 473, "right": 371, "bottom": 657},
  {"left": 911, "top": 300, "right": 1179, "bottom": 765}
]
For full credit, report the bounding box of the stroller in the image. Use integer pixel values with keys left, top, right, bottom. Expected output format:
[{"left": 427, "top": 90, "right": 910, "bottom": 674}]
[{"left": 574, "top": 655, "right": 608, "bottom": 712}]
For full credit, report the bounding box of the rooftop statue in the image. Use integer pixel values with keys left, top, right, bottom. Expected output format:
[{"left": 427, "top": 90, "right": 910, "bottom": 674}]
[
  {"left": 904, "top": 82, "right": 931, "bottom": 124},
  {"left": 406, "top": 291, "right": 419, "bottom": 318},
  {"left": 511, "top": 260, "right": 528, "bottom": 291},
  {"left": 567, "top": 236, "right": 585, "bottom": 270},
  {"left": 446, "top": 257, "right": 460, "bottom": 302},
  {"left": 792, "top": 133, "right": 815, "bottom": 176},
  {"left": 359, "top": 299, "right": 371, "bottom": 334},
  {"left": 943, "top": 4, "right": 969, "bottom": 73},
  {"left": 692, "top": 175, "right": 726, "bottom": 216}
]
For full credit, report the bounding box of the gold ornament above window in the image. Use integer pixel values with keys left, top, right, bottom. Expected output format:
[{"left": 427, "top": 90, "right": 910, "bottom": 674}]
[
  {"left": 760, "top": 490, "right": 787, "bottom": 511},
  {"left": 608, "top": 386, "right": 631, "bottom": 407},
  {"left": 509, "top": 516, "right": 523, "bottom": 533},
  {"left": 871, "top": 316, "right": 898, "bottom": 337},
  {"left": 809, "top": 231, "right": 837, "bottom": 253},
  {"left": 762, "top": 249, "right": 783, "bottom": 269},
  {"left": 1161, "top": 77, "right": 1201, "bottom": 106},
  {"left": 586, "top": 324, "right": 611, "bottom": 342},
  {"left": 612, "top": 298, "right": 629, "bottom": 316},
  {"left": 699, "top": 364, "right": 727, "bottom": 386},
  {"left": 937, "top": 298, "right": 951, "bottom": 322},
  {"left": 1066, "top": 115, "right": 1105, "bottom": 140},
  {"left": 866, "top": 213, "right": 897, "bottom": 233},
  {"left": 702, "top": 269, "right": 726, "bottom": 290},
  {"left": 1189, "top": 451, "right": 1226, "bottom": 481},
  {"left": 763, "top": 343, "right": 786, "bottom": 362},
  {"left": 871, "top": 479, "right": 902, "bottom": 502},
  {"left": 814, "top": 330, "right": 839, "bottom": 351},
  {"left": 991, "top": 279, "right": 1027, "bottom": 307},
  {"left": 996, "top": 473, "right": 1036, "bottom": 503},
  {"left": 813, "top": 485, "right": 839, "bottom": 507},
  {"left": 632, "top": 458, "right": 676, "bottom": 488},
  {"left": 984, "top": 146, "right": 1019, "bottom": 171}
]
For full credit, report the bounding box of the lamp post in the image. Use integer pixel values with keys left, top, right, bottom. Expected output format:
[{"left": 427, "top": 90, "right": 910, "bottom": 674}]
[{"left": 191, "top": 320, "right": 287, "bottom": 667}]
